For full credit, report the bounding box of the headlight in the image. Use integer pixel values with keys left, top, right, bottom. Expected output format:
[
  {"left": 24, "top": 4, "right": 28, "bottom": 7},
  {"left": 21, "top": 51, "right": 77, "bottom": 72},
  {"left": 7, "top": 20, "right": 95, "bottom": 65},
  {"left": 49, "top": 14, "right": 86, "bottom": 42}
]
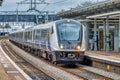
[
  {"left": 77, "top": 45, "right": 81, "bottom": 50},
  {"left": 60, "top": 44, "right": 64, "bottom": 49}
]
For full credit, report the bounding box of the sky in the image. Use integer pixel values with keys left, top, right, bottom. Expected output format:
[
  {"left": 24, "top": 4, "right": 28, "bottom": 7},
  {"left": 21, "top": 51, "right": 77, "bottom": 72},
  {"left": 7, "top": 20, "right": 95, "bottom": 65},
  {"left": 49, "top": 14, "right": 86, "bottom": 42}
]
[{"left": 0, "top": 0, "right": 106, "bottom": 13}]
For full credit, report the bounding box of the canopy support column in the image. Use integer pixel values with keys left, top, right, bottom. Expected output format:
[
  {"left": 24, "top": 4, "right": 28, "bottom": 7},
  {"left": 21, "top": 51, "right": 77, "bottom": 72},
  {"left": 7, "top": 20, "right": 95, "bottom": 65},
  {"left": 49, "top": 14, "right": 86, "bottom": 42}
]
[
  {"left": 119, "top": 15, "right": 120, "bottom": 52},
  {"left": 106, "top": 16, "right": 109, "bottom": 52},
  {"left": 103, "top": 19, "right": 106, "bottom": 50},
  {"left": 94, "top": 18, "right": 97, "bottom": 51}
]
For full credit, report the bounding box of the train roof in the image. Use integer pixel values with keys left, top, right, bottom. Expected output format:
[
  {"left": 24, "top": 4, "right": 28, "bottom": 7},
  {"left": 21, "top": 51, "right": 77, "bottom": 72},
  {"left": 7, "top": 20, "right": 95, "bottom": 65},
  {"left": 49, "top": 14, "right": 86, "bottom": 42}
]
[
  {"left": 25, "top": 26, "right": 34, "bottom": 31},
  {"left": 33, "top": 22, "right": 54, "bottom": 30},
  {"left": 32, "top": 19, "right": 80, "bottom": 30},
  {"left": 9, "top": 19, "right": 79, "bottom": 34},
  {"left": 10, "top": 29, "right": 25, "bottom": 34}
]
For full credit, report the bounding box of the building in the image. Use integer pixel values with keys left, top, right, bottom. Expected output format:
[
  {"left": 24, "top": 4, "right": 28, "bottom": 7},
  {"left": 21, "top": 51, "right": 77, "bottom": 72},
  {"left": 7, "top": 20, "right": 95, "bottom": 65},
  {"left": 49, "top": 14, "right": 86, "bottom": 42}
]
[
  {"left": 0, "top": 11, "right": 60, "bottom": 35},
  {"left": 0, "top": 0, "right": 60, "bottom": 35},
  {"left": 0, "top": 0, "right": 3, "bottom": 6},
  {"left": 57, "top": 0, "right": 120, "bottom": 52}
]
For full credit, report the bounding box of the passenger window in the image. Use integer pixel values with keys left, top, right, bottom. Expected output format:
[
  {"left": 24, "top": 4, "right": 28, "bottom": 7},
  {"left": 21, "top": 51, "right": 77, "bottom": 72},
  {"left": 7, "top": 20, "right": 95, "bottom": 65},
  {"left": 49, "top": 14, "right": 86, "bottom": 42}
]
[
  {"left": 35, "top": 29, "right": 40, "bottom": 40},
  {"left": 51, "top": 26, "right": 54, "bottom": 34}
]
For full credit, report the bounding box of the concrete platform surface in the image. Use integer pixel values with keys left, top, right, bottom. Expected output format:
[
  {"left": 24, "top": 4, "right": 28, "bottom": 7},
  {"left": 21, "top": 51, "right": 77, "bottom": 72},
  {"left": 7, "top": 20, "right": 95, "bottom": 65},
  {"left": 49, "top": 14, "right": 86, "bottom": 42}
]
[
  {"left": 86, "top": 51, "right": 120, "bottom": 61},
  {"left": 0, "top": 41, "right": 31, "bottom": 80}
]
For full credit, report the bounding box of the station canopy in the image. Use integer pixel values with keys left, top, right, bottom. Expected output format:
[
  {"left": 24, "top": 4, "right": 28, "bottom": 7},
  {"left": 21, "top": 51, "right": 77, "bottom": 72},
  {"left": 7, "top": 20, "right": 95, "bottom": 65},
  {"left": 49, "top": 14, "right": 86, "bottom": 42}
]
[
  {"left": 57, "top": 0, "right": 120, "bottom": 19},
  {"left": 87, "top": 11, "right": 120, "bottom": 19}
]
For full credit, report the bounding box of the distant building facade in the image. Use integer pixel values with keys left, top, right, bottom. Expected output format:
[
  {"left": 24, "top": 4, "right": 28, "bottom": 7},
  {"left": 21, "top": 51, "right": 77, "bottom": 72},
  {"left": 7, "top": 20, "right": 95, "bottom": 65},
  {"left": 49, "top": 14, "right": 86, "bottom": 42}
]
[
  {"left": 0, "top": 0, "right": 3, "bottom": 6},
  {"left": 0, "top": 11, "right": 60, "bottom": 35}
]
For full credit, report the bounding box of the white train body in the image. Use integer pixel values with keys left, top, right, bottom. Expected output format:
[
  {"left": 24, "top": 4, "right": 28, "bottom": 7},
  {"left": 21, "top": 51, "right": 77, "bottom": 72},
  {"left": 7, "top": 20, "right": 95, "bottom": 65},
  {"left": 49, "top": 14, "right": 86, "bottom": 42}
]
[{"left": 9, "top": 19, "right": 86, "bottom": 64}]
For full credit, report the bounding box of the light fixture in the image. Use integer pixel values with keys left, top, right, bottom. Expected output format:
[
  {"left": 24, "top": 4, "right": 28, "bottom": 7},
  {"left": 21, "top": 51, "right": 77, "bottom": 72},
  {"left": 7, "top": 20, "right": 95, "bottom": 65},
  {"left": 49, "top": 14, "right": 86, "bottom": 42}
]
[
  {"left": 77, "top": 45, "right": 81, "bottom": 50},
  {"left": 60, "top": 44, "right": 64, "bottom": 49}
]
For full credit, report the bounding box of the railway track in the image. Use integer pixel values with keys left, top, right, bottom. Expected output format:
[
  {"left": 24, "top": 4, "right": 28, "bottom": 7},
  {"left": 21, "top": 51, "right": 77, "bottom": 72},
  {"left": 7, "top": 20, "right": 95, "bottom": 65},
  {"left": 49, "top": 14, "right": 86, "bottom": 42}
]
[
  {"left": 61, "top": 64, "right": 113, "bottom": 80},
  {"left": 43, "top": 58, "right": 114, "bottom": 80},
  {"left": 2, "top": 39, "right": 118, "bottom": 80},
  {"left": 1, "top": 40, "right": 54, "bottom": 80}
]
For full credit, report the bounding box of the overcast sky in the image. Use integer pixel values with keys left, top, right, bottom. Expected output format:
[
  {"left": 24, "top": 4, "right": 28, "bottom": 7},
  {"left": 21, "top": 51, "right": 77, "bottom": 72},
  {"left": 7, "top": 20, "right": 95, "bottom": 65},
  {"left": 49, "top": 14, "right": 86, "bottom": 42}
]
[{"left": 0, "top": 0, "right": 106, "bottom": 13}]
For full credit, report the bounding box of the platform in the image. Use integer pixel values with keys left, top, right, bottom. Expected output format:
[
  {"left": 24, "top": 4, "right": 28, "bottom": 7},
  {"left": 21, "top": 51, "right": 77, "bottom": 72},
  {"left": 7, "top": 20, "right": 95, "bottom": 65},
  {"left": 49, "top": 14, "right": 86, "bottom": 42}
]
[
  {"left": 85, "top": 51, "right": 120, "bottom": 74},
  {"left": 86, "top": 51, "right": 120, "bottom": 62},
  {"left": 0, "top": 43, "right": 31, "bottom": 80}
]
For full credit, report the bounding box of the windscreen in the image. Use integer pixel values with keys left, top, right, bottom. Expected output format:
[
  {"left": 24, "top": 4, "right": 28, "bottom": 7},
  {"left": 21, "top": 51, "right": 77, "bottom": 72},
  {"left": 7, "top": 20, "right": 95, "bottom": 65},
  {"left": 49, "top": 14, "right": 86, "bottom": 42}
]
[{"left": 57, "top": 22, "right": 82, "bottom": 41}]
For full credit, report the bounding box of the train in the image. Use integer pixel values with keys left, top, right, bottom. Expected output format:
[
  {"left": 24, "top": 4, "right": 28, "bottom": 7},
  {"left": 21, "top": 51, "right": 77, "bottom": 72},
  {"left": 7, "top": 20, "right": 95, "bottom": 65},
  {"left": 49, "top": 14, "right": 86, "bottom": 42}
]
[{"left": 9, "top": 19, "right": 86, "bottom": 65}]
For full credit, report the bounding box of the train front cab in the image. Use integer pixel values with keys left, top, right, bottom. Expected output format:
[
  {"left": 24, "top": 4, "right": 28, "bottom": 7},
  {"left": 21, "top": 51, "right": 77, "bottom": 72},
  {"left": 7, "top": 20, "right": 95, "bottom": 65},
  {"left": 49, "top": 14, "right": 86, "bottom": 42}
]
[{"left": 50, "top": 19, "right": 85, "bottom": 65}]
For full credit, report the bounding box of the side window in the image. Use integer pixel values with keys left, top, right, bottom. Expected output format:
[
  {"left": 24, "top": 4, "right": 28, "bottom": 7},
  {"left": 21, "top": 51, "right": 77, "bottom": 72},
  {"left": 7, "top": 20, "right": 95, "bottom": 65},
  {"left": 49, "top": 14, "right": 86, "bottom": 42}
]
[
  {"left": 25, "top": 32, "right": 27, "bottom": 40},
  {"left": 35, "top": 29, "right": 40, "bottom": 40},
  {"left": 29, "top": 31, "right": 32, "bottom": 40},
  {"left": 41, "top": 29, "right": 48, "bottom": 41},
  {"left": 33, "top": 30, "right": 35, "bottom": 40},
  {"left": 28, "top": 32, "right": 30, "bottom": 39},
  {"left": 51, "top": 26, "right": 54, "bottom": 34},
  {"left": 34, "top": 29, "right": 50, "bottom": 41}
]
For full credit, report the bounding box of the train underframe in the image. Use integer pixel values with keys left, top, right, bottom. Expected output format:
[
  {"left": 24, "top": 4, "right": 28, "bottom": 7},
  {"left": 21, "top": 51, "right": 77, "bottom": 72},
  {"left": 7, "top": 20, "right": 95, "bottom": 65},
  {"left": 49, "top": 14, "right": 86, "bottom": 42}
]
[{"left": 50, "top": 51, "right": 84, "bottom": 65}]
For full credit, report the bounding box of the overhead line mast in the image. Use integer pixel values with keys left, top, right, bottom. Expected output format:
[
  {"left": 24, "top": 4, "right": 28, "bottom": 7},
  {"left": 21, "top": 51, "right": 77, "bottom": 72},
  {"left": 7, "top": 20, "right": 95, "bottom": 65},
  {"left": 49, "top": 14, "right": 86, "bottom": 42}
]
[
  {"left": 17, "top": 0, "right": 49, "bottom": 12},
  {"left": 17, "top": 0, "right": 53, "bottom": 23}
]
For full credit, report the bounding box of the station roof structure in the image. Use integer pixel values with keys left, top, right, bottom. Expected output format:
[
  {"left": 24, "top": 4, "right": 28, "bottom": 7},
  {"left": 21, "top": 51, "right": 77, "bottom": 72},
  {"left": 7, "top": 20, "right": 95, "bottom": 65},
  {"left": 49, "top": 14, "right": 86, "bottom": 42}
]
[
  {"left": 87, "top": 11, "right": 120, "bottom": 19},
  {"left": 0, "top": 0, "right": 3, "bottom": 6},
  {"left": 0, "top": 11, "right": 53, "bottom": 15},
  {"left": 57, "top": 0, "right": 120, "bottom": 19}
]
